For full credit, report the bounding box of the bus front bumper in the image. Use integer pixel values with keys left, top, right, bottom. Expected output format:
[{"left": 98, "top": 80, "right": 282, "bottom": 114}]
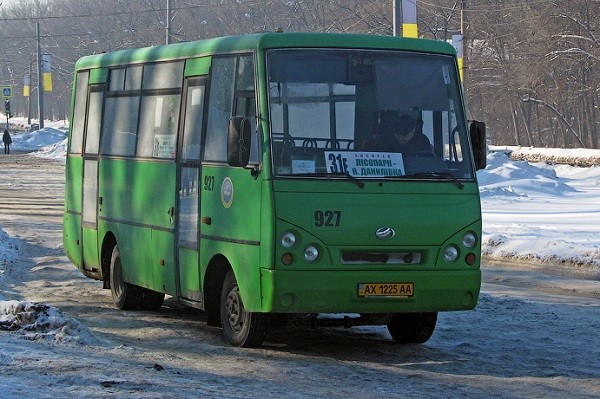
[{"left": 260, "top": 268, "right": 481, "bottom": 313}]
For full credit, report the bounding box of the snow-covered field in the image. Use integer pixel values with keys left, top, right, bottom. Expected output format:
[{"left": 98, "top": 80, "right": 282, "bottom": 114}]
[
  {"left": 481, "top": 150, "right": 600, "bottom": 271},
  {"left": 0, "top": 120, "right": 599, "bottom": 398}
]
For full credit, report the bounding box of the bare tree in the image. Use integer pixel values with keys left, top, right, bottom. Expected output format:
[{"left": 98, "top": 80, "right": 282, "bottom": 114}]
[{"left": 0, "top": 0, "right": 597, "bottom": 148}]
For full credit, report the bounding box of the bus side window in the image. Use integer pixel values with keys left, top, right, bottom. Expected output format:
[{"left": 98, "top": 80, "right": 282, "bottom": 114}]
[
  {"left": 70, "top": 70, "right": 89, "bottom": 154},
  {"left": 137, "top": 94, "right": 181, "bottom": 159},
  {"left": 205, "top": 55, "right": 256, "bottom": 163},
  {"left": 84, "top": 89, "right": 104, "bottom": 155},
  {"left": 205, "top": 57, "right": 236, "bottom": 162},
  {"left": 235, "top": 55, "right": 259, "bottom": 164},
  {"left": 101, "top": 96, "right": 139, "bottom": 157},
  {"left": 137, "top": 62, "right": 183, "bottom": 159}
]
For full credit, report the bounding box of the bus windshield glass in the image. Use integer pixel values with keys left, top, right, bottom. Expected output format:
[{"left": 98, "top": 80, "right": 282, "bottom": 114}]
[{"left": 267, "top": 49, "right": 474, "bottom": 180}]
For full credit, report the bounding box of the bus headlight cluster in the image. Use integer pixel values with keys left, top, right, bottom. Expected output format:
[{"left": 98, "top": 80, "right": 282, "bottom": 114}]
[
  {"left": 281, "top": 232, "right": 296, "bottom": 248},
  {"left": 443, "top": 245, "right": 459, "bottom": 262},
  {"left": 462, "top": 232, "right": 477, "bottom": 248},
  {"left": 304, "top": 245, "right": 319, "bottom": 262},
  {"left": 280, "top": 231, "right": 320, "bottom": 264},
  {"left": 443, "top": 231, "right": 478, "bottom": 265}
]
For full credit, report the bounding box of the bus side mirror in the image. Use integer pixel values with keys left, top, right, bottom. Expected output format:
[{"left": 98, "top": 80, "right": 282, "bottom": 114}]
[
  {"left": 227, "top": 116, "right": 251, "bottom": 167},
  {"left": 469, "top": 120, "right": 487, "bottom": 170}
]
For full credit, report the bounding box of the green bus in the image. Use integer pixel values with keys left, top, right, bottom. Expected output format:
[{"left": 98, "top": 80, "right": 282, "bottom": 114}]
[{"left": 63, "top": 32, "right": 486, "bottom": 347}]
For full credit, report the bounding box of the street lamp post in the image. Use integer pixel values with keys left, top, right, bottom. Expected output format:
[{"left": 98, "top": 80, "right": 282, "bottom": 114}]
[
  {"left": 165, "top": 0, "right": 171, "bottom": 44},
  {"left": 36, "top": 21, "right": 44, "bottom": 129}
]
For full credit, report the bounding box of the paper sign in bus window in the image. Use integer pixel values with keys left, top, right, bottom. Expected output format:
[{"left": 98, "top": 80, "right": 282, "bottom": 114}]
[
  {"left": 324, "top": 151, "right": 405, "bottom": 177},
  {"left": 154, "top": 134, "right": 177, "bottom": 158},
  {"left": 292, "top": 159, "right": 316, "bottom": 174}
]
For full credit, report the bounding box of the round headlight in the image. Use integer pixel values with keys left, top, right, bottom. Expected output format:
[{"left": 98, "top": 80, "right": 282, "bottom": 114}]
[
  {"left": 444, "top": 245, "right": 459, "bottom": 262},
  {"left": 281, "top": 232, "right": 296, "bottom": 248},
  {"left": 462, "top": 232, "right": 477, "bottom": 248},
  {"left": 304, "top": 245, "right": 319, "bottom": 262}
]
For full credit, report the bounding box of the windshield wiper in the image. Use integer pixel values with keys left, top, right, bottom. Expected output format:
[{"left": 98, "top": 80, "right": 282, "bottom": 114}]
[
  {"left": 281, "top": 172, "right": 365, "bottom": 189},
  {"left": 386, "top": 172, "right": 464, "bottom": 189}
]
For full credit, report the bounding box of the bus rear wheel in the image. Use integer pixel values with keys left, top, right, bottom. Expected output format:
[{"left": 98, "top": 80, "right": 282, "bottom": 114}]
[
  {"left": 387, "top": 312, "right": 438, "bottom": 344},
  {"left": 109, "top": 245, "right": 143, "bottom": 310},
  {"left": 220, "top": 270, "right": 268, "bottom": 347}
]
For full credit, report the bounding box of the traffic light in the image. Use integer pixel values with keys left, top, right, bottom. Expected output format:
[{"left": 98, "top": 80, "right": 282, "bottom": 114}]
[{"left": 4, "top": 100, "right": 10, "bottom": 118}]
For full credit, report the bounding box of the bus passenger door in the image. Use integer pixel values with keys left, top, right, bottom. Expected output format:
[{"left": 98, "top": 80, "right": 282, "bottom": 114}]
[{"left": 176, "top": 76, "right": 207, "bottom": 302}]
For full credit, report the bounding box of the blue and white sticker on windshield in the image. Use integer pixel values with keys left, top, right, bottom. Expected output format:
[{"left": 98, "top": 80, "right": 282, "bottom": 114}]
[{"left": 324, "top": 151, "right": 405, "bottom": 177}]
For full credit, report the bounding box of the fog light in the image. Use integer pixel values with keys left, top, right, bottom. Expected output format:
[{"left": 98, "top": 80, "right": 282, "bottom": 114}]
[
  {"left": 281, "top": 232, "right": 296, "bottom": 248},
  {"left": 462, "top": 232, "right": 477, "bottom": 248},
  {"left": 304, "top": 245, "right": 319, "bottom": 262},
  {"left": 281, "top": 252, "right": 294, "bottom": 265},
  {"left": 444, "top": 245, "right": 459, "bottom": 262}
]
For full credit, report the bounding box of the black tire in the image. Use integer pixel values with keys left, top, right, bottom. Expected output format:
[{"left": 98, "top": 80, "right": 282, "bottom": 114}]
[
  {"left": 220, "top": 270, "right": 268, "bottom": 347},
  {"left": 138, "top": 288, "right": 165, "bottom": 311},
  {"left": 387, "top": 312, "right": 438, "bottom": 344},
  {"left": 109, "top": 245, "right": 143, "bottom": 310}
]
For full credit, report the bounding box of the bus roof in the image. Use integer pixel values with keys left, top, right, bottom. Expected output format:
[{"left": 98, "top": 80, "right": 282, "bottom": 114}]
[{"left": 74, "top": 32, "right": 457, "bottom": 70}]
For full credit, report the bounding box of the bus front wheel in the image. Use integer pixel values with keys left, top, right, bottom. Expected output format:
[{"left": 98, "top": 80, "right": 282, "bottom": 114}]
[
  {"left": 109, "top": 245, "right": 142, "bottom": 310},
  {"left": 220, "top": 270, "right": 268, "bottom": 347},
  {"left": 387, "top": 312, "right": 438, "bottom": 344}
]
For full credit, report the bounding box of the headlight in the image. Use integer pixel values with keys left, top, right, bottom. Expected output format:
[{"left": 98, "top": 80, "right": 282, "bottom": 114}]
[
  {"left": 281, "top": 232, "right": 296, "bottom": 248},
  {"left": 304, "top": 245, "right": 319, "bottom": 262},
  {"left": 444, "top": 245, "right": 459, "bottom": 262},
  {"left": 462, "top": 232, "right": 477, "bottom": 248}
]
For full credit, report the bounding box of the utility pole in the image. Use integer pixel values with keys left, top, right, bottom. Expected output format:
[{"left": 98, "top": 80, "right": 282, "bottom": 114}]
[
  {"left": 400, "top": 0, "right": 418, "bottom": 38},
  {"left": 27, "top": 60, "right": 32, "bottom": 125},
  {"left": 393, "top": 0, "right": 401, "bottom": 36},
  {"left": 460, "top": 0, "right": 467, "bottom": 83},
  {"left": 165, "top": 0, "right": 171, "bottom": 44},
  {"left": 36, "top": 22, "right": 44, "bottom": 129}
]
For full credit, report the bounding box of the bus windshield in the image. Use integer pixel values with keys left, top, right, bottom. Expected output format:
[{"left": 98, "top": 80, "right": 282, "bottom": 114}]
[{"left": 267, "top": 49, "right": 474, "bottom": 180}]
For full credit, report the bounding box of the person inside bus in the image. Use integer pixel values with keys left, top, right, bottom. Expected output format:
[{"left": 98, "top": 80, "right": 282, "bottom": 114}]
[{"left": 361, "top": 112, "right": 433, "bottom": 155}]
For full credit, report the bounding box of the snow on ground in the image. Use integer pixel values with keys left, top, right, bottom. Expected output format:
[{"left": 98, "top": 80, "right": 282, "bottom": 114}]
[
  {"left": 480, "top": 151, "right": 600, "bottom": 271},
  {"left": 1, "top": 118, "right": 71, "bottom": 340},
  {"left": 6, "top": 117, "right": 68, "bottom": 159},
  {"left": 0, "top": 299, "right": 96, "bottom": 344},
  {"left": 0, "top": 228, "right": 19, "bottom": 267}
]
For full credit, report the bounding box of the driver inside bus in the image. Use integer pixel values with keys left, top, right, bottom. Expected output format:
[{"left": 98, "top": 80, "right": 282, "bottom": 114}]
[{"left": 361, "top": 112, "right": 434, "bottom": 154}]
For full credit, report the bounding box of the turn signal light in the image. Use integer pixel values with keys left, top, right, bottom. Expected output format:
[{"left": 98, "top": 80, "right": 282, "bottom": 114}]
[
  {"left": 465, "top": 252, "right": 477, "bottom": 266},
  {"left": 281, "top": 252, "right": 294, "bottom": 265}
]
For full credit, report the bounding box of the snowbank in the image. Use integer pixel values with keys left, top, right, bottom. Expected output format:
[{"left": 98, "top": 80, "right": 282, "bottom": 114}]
[
  {"left": 479, "top": 152, "right": 600, "bottom": 271},
  {"left": 0, "top": 228, "right": 20, "bottom": 268},
  {"left": 491, "top": 145, "right": 600, "bottom": 166},
  {"left": 0, "top": 299, "right": 95, "bottom": 344}
]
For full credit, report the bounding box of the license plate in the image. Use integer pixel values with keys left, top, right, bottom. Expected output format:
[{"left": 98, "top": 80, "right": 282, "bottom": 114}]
[{"left": 357, "top": 283, "right": 414, "bottom": 298}]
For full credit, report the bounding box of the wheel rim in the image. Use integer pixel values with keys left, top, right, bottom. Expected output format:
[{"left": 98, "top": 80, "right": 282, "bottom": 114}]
[
  {"left": 224, "top": 285, "right": 244, "bottom": 332},
  {"left": 112, "top": 257, "right": 124, "bottom": 298}
]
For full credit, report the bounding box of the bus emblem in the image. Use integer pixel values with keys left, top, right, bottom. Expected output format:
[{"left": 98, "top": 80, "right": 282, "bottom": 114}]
[
  {"left": 221, "top": 177, "right": 234, "bottom": 209},
  {"left": 375, "top": 227, "right": 395, "bottom": 240}
]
